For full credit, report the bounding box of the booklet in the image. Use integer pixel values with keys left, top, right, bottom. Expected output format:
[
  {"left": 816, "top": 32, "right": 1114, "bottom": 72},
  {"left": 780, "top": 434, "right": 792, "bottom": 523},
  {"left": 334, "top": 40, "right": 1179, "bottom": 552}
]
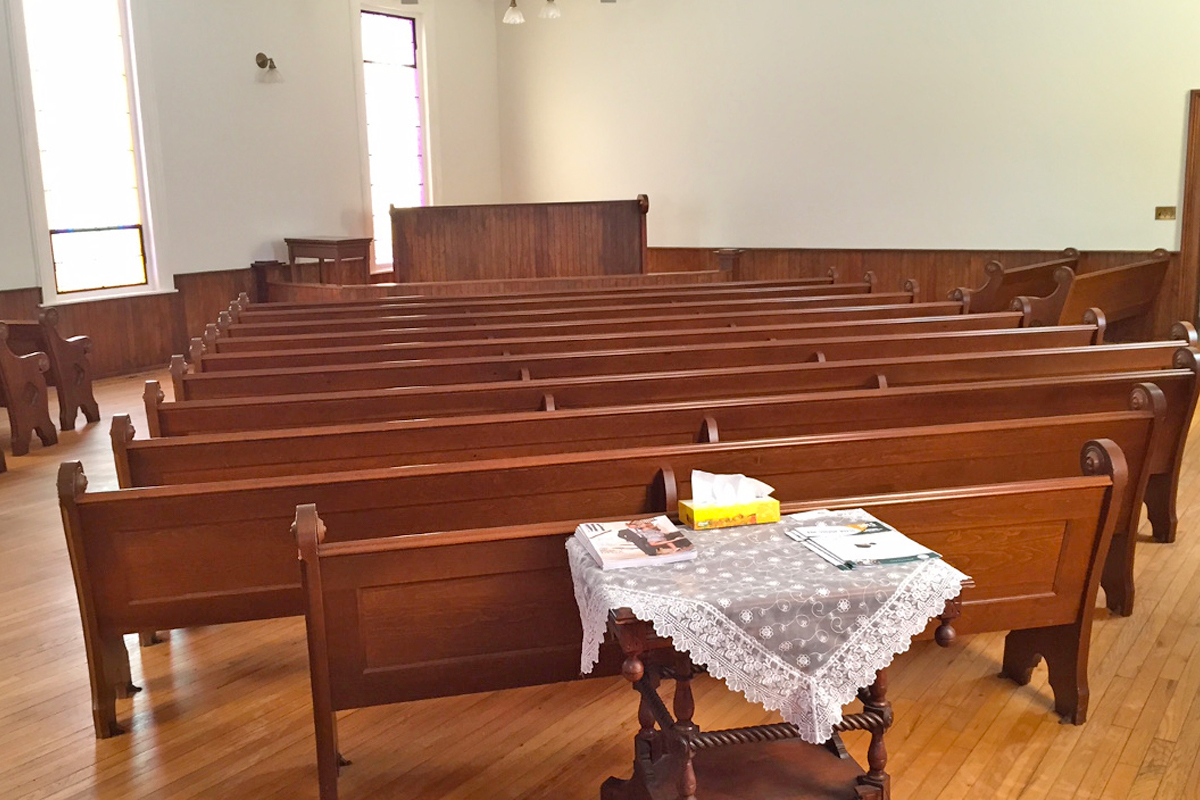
[
  {"left": 574, "top": 516, "right": 697, "bottom": 570},
  {"left": 783, "top": 509, "right": 941, "bottom": 570}
]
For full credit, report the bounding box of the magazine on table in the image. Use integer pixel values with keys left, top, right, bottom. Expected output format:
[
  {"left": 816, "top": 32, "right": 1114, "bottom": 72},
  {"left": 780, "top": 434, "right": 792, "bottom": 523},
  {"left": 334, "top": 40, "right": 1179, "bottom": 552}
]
[
  {"left": 574, "top": 515, "right": 697, "bottom": 570},
  {"left": 783, "top": 508, "right": 941, "bottom": 570}
]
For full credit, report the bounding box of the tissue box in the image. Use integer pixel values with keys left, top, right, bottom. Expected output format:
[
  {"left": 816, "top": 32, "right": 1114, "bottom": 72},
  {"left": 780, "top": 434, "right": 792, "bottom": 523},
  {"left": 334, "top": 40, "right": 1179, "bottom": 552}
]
[{"left": 679, "top": 498, "right": 781, "bottom": 530}]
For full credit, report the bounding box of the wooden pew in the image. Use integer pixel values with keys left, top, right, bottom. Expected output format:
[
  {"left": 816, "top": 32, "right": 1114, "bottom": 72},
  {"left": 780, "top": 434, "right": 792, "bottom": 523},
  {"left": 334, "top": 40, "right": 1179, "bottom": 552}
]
[
  {"left": 949, "top": 249, "right": 1079, "bottom": 313},
  {"left": 146, "top": 342, "right": 1195, "bottom": 438},
  {"left": 172, "top": 326, "right": 1104, "bottom": 401},
  {"left": 232, "top": 279, "right": 882, "bottom": 322},
  {"left": 218, "top": 288, "right": 923, "bottom": 338},
  {"left": 115, "top": 373, "right": 1188, "bottom": 617},
  {"left": 0, "top": 308, "right": 99, "bottom": 430},
  {"left": 62, "top": 417, "right": 1145, "bottom": 737},
  {"left": 241, "top": 276, "right": 839, "bottom": 311},
  {"left": 146, "top": 341, "right": 1200, "bottom": 546},
  {"left": 210, "top": 301, "right": 977, "bottom": 353},
  {"left": 0, "top": 324, "right": 57, "bottom": 456},
  {"left": 257, "top": 270, "right": 747, "bottom": 303},
  {"left": 296, "top": 441, "right": 1124, "bottom": 799},
  {"left": 1015, "top": 250, "right": 1171, "bottom": 332},
  {"left": 194, "top": 311, "right": 1027, "bottom": 372}
]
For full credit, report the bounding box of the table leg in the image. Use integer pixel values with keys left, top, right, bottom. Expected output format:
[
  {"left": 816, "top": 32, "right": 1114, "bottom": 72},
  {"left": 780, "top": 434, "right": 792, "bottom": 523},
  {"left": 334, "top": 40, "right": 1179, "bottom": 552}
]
[
  {"left": 857, "top": 670, "right": 892, "bottom": 799},
  {"left": 672, "top": 659, "right": 697, "bottom": 800}
]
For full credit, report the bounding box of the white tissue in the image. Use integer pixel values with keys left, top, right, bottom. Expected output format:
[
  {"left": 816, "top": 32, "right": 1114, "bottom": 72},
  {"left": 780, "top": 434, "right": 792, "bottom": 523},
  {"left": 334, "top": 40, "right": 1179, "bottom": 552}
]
[{"left": 691, "top": 470, "right": 775, "bottom": 506}]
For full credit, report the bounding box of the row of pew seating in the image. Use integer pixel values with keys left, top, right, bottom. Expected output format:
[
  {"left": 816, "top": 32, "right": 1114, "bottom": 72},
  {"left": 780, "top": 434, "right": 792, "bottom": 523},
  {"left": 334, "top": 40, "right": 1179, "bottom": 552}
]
[
  {"left": 61, "top": 259, "right": 1190, "bottom": 800},
  {"left": 0, "top": 308, "right": 99, "bottom": 472}
]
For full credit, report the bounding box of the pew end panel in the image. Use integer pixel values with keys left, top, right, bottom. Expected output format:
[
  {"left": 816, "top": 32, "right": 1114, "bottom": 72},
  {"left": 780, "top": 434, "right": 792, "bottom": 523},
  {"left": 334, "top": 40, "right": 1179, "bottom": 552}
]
[
  {"left": 950, "top": 250, "right": 1079, "bottom": 314},
  {"left": 0, "top": 323, "right": 58, "bottom": 455},
  {"left": 38, "top": 307, "right": 100, "bottom": 430},
  {"left": 1143, "top": 347, "right": 1200, "bottom": 543},
  {"left": 1010, "top": 265, "right": 1076, "bottom": 328},
  {"left": 169, "top": 355, "right": 188, "bottom": 402},
  {"left": 1000, "top": 439, "right": 1126, "bottom": 724},
  {"left": 143, "top": 381, "right": 165, "bottom": 438},
  {"left": 110, "top": 415, "right": 136, "bottom": 489},
  {"left": 58, "top": 462, "right": 138, "bottom": 739}
]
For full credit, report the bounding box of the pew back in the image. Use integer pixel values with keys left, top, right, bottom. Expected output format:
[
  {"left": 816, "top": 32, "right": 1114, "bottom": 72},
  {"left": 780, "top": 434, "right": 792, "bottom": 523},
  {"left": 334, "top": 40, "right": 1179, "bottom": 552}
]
[
  {"left": 222, "top": 291, "right": 921, "bottom": 337},
  {"left": 950, "top": 250, "right": 1079, "bottom": 313},
  {"left": 176, "top": 326, "right": 1102, "bottom": 400},
  {"left": 197, "top": 311, "right": 1026, "bottom": 371},
  {"left": 212, "top": 302, "right": 977, "bottom": 352},
  {"left": 148, "top": 343, "right": 1195, "bottom": 437}
]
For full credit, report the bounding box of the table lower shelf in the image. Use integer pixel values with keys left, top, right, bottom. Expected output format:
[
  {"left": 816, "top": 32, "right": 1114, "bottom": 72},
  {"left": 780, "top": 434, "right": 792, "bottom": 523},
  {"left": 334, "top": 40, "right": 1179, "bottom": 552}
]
[{"left": 601, "top": 737, "right": 882, "bottom": 800}]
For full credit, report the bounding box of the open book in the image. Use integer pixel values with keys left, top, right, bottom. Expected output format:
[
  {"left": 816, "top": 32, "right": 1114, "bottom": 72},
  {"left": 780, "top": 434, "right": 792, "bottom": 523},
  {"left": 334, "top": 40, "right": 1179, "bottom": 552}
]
[
  {"left": 574, "top": 516, "right": 697, "bottom": 570},
  {"left": 783, "top": 509, "right": 941, "bottom": 570}
]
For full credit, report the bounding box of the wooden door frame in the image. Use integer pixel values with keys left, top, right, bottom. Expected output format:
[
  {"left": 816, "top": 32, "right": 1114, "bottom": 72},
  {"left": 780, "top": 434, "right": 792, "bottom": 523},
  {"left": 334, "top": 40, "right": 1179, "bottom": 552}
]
[{"left": 1178, "top": 89, "right": 1200, "bottom": 326}]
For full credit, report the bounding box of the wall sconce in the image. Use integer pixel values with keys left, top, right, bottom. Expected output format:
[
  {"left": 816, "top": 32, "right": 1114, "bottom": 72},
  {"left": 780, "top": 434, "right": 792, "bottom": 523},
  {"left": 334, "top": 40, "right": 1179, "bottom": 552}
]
[{"left": 255, "top": 52, "right": 277, "bottom": 70}]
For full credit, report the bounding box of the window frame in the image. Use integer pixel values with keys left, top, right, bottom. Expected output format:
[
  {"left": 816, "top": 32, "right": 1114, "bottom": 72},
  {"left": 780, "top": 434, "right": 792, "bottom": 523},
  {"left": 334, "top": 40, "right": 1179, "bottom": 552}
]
[
  {"left": 352, "top": 1, "right": 434, "bottom": 273},
  {"left": 8, "top": 0, "right": 163, "bottom": 305}
]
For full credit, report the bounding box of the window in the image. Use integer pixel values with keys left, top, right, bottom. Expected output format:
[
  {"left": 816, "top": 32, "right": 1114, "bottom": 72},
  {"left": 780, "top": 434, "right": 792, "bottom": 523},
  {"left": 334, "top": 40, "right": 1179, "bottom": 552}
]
[
  {"left": 21, "top": 0, "right": 149, "bottom": 295},
  {"left": 360, "top": 11, "right": 426, "bottom": 268}
]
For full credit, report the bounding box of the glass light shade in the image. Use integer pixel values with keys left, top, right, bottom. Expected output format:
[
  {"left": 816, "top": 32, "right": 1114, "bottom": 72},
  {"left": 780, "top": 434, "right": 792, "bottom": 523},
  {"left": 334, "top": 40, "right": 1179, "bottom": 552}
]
[
  {"left": 540, "top": 0, "right": 561, "bottom": 19},
  {"left": 503, "top": 1, "right": 525, "bottom": 24}
]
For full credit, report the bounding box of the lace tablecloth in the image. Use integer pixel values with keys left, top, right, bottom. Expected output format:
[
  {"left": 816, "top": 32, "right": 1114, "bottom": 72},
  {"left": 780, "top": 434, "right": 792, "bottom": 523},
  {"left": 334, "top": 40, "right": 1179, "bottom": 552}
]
[{"left": 567, "top": 518, "right": 969, "bottom": 744}]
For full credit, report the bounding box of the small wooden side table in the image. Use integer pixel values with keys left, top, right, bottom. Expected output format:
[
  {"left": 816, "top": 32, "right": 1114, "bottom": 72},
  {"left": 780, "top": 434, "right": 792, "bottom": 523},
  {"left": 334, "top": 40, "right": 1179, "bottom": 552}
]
[
  {"left": 284, "top": 237, "right": 373, "bottom": 285},
  {"left": 600, "top": 600, "right": 962, "bottom": 800}
]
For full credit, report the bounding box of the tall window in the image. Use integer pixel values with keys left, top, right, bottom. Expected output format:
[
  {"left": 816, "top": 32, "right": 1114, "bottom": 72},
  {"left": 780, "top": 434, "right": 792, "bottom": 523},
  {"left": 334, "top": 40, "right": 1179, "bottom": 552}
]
[
  {"left": 360, "top": 12, "right": 426, "bottom": 268},
  {"left": 22, "top": 0, "right": 148, "bottom": 294}
]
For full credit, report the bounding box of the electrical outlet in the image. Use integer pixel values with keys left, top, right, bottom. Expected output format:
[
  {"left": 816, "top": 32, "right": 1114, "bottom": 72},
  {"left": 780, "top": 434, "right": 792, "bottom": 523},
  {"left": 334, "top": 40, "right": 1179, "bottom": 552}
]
[{"left": 1156, "top": 206, "right": 1177, "bottom": 220}]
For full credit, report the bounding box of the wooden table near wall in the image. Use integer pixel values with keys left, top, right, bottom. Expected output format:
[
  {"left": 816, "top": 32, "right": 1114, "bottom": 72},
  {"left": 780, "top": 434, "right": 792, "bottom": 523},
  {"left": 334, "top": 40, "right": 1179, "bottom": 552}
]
[{"left": 284, "top": 237, "right": 373, "bottom": 285}]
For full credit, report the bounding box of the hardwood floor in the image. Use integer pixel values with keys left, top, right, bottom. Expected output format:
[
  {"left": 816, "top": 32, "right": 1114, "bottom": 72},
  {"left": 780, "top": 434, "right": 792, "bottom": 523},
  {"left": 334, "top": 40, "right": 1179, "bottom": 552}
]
[{"left": 2, "top": 371, "right": 1199, "bottom": 799}]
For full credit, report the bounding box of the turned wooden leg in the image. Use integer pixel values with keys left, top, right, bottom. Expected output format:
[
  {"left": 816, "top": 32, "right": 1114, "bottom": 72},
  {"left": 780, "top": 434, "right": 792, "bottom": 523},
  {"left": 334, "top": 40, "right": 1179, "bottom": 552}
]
[
  {"left": 673, "top": 660, "right": 697, "bottom": 800},
  {"left": 1144, "top": 472, "right": 1178, "bottom": 544},
  {"left": 857, "top": 670, "right": 892, "bottom": 798},
  {"left": 1002, "top": 624, "right": 1089, "bottom": 724},
  {"left": 935, "top": 598, "right": 961, "bottom": 647}
]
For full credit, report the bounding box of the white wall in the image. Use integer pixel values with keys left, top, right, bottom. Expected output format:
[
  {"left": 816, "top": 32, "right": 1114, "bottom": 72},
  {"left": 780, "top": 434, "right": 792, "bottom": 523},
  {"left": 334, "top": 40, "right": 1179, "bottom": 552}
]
[
  {"left": 136, "top": 0, "right": 502, "bottom": 275},
  {"left": 496, "top": 0, "right": 1200, "bottom": 250},
  {"left": 0, "top": 0, "right": 38, "bottom": 290},
  {"left": 0, "top": 0, "right": 503, "bottom": 290}
]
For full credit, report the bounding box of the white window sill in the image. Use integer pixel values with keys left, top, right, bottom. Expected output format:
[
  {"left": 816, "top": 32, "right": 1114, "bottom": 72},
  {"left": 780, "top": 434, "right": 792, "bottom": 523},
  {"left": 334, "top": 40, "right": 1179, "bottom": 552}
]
[{"left": 43, "top": 286, "right": 177, "bottom": 307}]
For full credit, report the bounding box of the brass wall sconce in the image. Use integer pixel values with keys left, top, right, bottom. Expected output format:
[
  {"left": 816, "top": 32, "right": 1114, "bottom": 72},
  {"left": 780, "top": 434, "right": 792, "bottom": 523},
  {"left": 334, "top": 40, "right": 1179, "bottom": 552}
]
[{"left": 255, "top": 52, "right": 277, "bottom": 70}]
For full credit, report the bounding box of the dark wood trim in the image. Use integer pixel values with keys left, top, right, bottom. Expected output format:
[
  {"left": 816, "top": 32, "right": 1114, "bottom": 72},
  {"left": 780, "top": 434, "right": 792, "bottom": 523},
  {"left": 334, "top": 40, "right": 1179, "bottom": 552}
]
[{"left": 1179, "top": 88, "right": 1200, "bottom": 330}]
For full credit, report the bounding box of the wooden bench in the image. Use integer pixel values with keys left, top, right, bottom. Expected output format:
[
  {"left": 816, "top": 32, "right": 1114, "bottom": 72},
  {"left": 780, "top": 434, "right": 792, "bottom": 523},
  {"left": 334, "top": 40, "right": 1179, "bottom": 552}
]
[
  {"left": 171, "top": 326, "right": 1105, "bottom": 401},
  {"left": 295, "top": 441, "right": 1124, "bottom": 799},
  {"left": 201, "top": 310, "right": 1020, "bottom": 364},
  {"left": 0, "top": 324, "right": 57, "bottom": 457},
  {"left": 949, "top": 250, "right": 1079, "bottom": 313},
  {"left": 115, "top": 373, "right": 1188, "bottom": 618},
  {"left": 1, "top": 308, "right": 99, "bottom": 430},
  {"left": 217, "top": 288, "right": 923, "bottom": 338},
  {"left": 210, "top": 300, "right": 975, "bottom": 353},
  {"left": 189, "top": 313, "right": 1064, "bottom": 374},
  {"left": 257, "top": 270, "right": 747, "bottom": 303},
  {"left": 233, "top": 279, "right": 883, "bottom": 322},
  {"left": 245, "top": 276, "right": 838, "bottom": 311},
  {"left": 62, "top": 415, "right": 1150, "bottom": 737},
  {"left": 194, "top": 311, "right": 1027, "bottom": 372},
  {"left": 1015, "top": 250, "right": 1171, "bottom": 333}
]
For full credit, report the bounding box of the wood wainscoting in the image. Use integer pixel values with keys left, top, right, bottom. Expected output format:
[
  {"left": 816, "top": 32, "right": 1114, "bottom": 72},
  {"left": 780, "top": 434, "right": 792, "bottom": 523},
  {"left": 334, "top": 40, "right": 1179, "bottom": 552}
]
[
  {"left": 174, "top": 269, "right": 257, "bottom": 346},
  {"left": 648, "top": 248, "right": 1191, "bottom": 339}
]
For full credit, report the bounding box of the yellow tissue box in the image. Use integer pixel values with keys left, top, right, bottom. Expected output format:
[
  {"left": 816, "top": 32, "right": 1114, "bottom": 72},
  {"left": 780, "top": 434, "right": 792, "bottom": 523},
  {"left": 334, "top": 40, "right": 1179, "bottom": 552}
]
[{"left": 678, "top": 498, "right": 781, "bottom": 530}]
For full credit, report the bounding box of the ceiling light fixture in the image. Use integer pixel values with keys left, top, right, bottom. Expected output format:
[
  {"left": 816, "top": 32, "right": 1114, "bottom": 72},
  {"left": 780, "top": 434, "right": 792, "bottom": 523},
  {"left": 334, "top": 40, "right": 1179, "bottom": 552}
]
[
  {"left": 503, "top": 0, "right": 525, "bottom": 24},
  {"left": 540, "top": 0, "right": 562, "bottom": 19}
]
